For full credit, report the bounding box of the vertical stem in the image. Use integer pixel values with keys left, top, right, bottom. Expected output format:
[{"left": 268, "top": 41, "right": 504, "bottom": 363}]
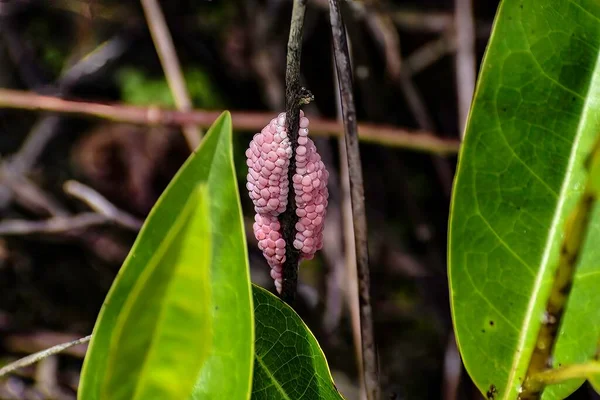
[
  {"left": 454, "top": 0, "right": 476, "bottom": 138},
  {"left": 333, "top": 37, "right": 365, "bottom": 400},
  {"left": 280, "top": 0, "right": 308, "bottom": 305},
  {"left": 327, "top": 1, "right": 379, "bottom": 399},
  {"left": 140, "top": 0, "right": 202, "bottom": 150}
]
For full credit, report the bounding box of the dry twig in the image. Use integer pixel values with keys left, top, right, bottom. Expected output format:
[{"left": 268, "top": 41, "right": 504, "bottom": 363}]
[
  {"left": 0, "top": 213, "right": 111, "bottom": 236},
  {"left": 0, "top": 178, "right": 142, "bottom": 236},
  {"left": 64, "top": 180, "right": 143, "bottom": 231},
  {"left": 332, "top": 32, "right": 364, "bottom": 400},
  {"left": 328, "top": 0, "right": 379, "bottom": 398},
  {"left": 141, "top": 0, "right": 202, "bottom": 149},
  {"left": 0, "top": 89, "right": 460, "bottom": 155},
  {"left": 0, "top": 335, "right": 91, "bottom": 379}
]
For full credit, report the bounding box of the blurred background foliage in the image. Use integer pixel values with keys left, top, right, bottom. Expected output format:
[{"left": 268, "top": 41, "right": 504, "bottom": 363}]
[{"left": 1, "top": 1, "right": 595, "bottom": 400}]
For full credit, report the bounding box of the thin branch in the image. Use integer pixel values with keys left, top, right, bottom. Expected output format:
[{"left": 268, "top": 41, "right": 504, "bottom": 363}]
[
  {"left": 0, "top": 213, "right": 112, "bottom": 235},
  {"left": 141, "top": 0, "right": 202, "bottom": 150},
  {"left": 0, "top": 89, "right": 460, "bottom": 155},
  {"left": 1, "top": 171, "right": 68, "bottom": 217},
  {"left": 454, "top": 0, "right": 476, "bottom": 137},
  {"left": 0, "top": 335, "right": 91, "bottom": 378},
  {"left": 333, "top": 46, "right": 364, "bottom": 400},
  {"left": 6, "top": 116, "right": 62, "bottom": 176},
  {"left": 0, "top": 169, "right": 129, "bottom": 263},
  {"left": 64, "top": 180, "right": 144, "bottom": 231},
  {"left": 403, "top": 31, "right": 456, "bottom": 76},
  {"left": 398, "top": 72, "right": 454, "bottom": 197},
  {"left": 394, "top": 34, "right": 457, "bottom": 198},
  {"left": 57, "top": 35, "right": 130, "bottom": 93},
  {"left": 311, "top": 1, "right": 492, "bottom": 36},
  {"left": 0, "top": 179, "right": 143, "bottom": 236},
  {"left": 328, "top": 0, "right": 379, "bottom": 399},
  {"left": 346, "top": 0, "right": 402, "bottom": 80},
  {"left": 279, "top": 0, "right": 309, "bottom": 305},
  {"left": 4, "top": 331, "right": 89, "bottom": 359},
  {"left": 390, "top": 8, "right": 455, "bottom": 32},
  {"left": 529, "top": 362, "right": 600, "bottom": 386},
  {"left": 7, "top": 35, "right": 130, "bottom": 177}
]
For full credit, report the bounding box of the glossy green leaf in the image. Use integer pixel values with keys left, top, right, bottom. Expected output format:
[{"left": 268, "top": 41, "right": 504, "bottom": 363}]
[
  {"left": 102, "top": 183, "right": 212, "bottom": 399},
  {"left": 251, "top": 285, "right": 345, "bottom": 400},
  {"left": 79, "top": 112, "right": 254, "bottom": 400},
  {"left": 448, "top": 1, "right": 600, "bottom": 399}
]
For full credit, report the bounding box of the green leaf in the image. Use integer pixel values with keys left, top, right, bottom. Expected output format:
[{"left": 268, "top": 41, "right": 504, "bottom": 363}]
[
  {"left": 102, "top": 183, "right": 212, "bottom": 399},
  {"left": 79, "top": 112, "right": 254, "bottom": 400},
  {"left": 448, "top": 1, "right": 600, "bottom": 399},
  {"left": 250, "top": 285, "right": 345, "bottom": 400},
  {"left": 591, "top": 373, "right": 600, "bottom": 394}
]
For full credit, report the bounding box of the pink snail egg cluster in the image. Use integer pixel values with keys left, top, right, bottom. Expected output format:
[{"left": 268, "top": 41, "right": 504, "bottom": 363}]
[{"left": 246, "top": 111, "right": 329, "bottom": 293}]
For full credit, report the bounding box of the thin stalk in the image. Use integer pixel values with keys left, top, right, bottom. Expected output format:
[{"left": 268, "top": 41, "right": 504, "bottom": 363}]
[
  {"left": 141, "top": 0, "right": 202, "bottom": 149},
  {"left": 333, "top": 33, "right": 365, "bottom": 400},
  {"left": 279, "top": 0, "right": 309, "bottom": 305},
  {"left": 0, "top": 335, "right": 91, "bottom": 378},
  {"left": 529, "top": 362, "right": 600, "bottom": 386},
  {"left": 328, "top": 0, "right": 379, "bottom": 398}
]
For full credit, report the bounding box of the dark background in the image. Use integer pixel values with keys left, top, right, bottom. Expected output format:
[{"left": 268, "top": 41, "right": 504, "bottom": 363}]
[{"left": 0, "top": 1, "right": 596, "bottom": 399}]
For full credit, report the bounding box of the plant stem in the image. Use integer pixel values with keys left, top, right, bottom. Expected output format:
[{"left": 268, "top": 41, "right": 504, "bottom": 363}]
[
  {"left": 141, "top": 0, "right": 201, "bottom": 150},
  {"left": 279, "top": 0, "right": 309, "bottom": 305},
  {"left": 529, "top": 362, "right": 600, "bottom": 386},
  {"left": 332, "top": 35, "right": 365, "bottom": 400},
  {"left": 0, "top": 335, "right": 91, "bottom": 378},
  {"left": 328, "top": 0, "right": 379, "bottom": 398}
]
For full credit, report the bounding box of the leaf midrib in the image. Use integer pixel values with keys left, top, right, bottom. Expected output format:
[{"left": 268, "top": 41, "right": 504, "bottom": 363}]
[{"left": 255, "top": 353, "right": 293, "bottom": 400}]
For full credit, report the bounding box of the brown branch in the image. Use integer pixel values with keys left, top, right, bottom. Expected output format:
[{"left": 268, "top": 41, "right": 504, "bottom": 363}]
[
  {"left": 4, "top": 332, "right": 90, "bottom": 359},
  {"left": 63, "top": 180, "right": 144, "bottom": 231},
  {"left": 328, "top": 0, "right": 379, "bottom": 399},
  {"left": 333, "top": 50, "right": 364, "bottom": 399},
  {"left": 280, "top": 0, "right": 309, "bottom": 305},
  {"left": 0, "top": 178, "right": 142, "bottom": 236},
  {"left": 0, "top": 213, "right": 110, "bottom": 236},
  {"left": 0, "top": 89, "right": 460, "bottom": 155},
  {"left": 0, "top": 335, "right": 91, "bottom": 378},
  {"left": 403, "top": 30, "right": 456, "bottom": 76},
  {"left": 141, "top": 0, "right": 202, "bottom": 149}
]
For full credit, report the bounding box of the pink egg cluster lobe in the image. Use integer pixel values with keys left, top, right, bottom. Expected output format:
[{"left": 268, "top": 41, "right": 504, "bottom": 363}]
[{"left": 246, "top": 111, "right": 328, "bottom": 293}]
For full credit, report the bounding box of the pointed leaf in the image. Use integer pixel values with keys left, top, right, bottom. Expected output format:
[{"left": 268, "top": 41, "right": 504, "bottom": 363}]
[
  {"left": 79, "top": 112, "right": 254, "bottom": 400},
  {"left": 448, "top": 1, "right": 600, "bottom": 399},
  {"left": 250, "top": 285, "right": 345, "bottom": 400}
]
